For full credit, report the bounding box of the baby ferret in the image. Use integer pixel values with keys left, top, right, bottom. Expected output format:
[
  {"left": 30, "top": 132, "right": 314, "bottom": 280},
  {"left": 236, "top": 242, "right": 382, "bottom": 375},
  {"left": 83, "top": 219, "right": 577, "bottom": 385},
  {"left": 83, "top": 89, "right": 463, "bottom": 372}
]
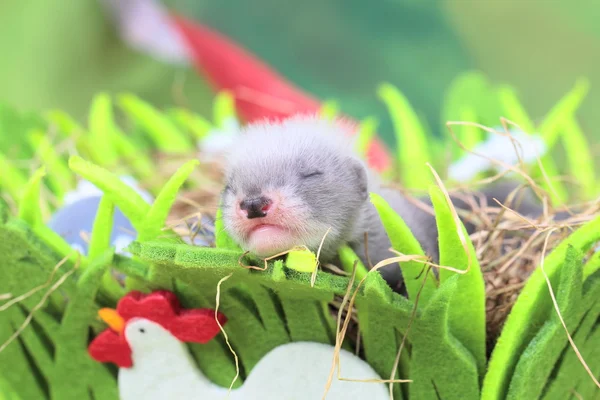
[{"left": 220, "top": 115, "right": 546, "bottom": 292}]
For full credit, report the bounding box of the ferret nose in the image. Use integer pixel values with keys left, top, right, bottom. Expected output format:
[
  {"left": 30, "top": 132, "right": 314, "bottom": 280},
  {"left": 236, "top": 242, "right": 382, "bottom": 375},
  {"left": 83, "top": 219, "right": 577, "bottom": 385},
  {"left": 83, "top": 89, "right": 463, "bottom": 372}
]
[{"left": 239, "top": 196, "right": 272, "bottom": 219}]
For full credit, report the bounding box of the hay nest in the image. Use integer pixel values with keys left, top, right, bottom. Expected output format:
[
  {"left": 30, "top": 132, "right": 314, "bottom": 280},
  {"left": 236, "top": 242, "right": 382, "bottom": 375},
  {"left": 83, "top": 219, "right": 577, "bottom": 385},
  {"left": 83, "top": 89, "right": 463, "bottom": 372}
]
[{"left": 162, "top": 155, "right": 599, "bottom": 354}]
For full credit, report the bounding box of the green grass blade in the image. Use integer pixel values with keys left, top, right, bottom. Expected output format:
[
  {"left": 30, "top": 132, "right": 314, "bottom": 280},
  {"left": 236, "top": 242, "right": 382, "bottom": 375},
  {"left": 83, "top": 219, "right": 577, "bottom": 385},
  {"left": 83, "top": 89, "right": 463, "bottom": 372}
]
[
  {"left": 214, "top": 206, "right": 242, "bottom": 250},
  {"left": 0, "top": 152, "right": 28, "bottom": 202},
  {"left": 537, "top": 78, "right": 589, "bottom": 149},
  {"left": 370, "top": 192, "right": 437, "bottom": 303},
  {"left": 27, "top": 129, "right": 73, "bottom": 198},
  {"left": 535, "top": 153, "right": 569, "bottom": 205},
  {"left": 497, "top": 85, "right": 535, "bottom": 134},
  {"left": 338, "top": 245, "right": 369, "bottom": 280},
  {"left": 87, "top": 196, "right": 124, "bottom": 300},
  {"left": 17, "top": 167, "right": 46, "bottom": 227},
  {"left": 44, "top": 109, "right": 84, "bottom": 139},
  {"left": 139, "top": 159, "right": 199, "bottom": 241},
  {"left": 378, "top": 83, "right": 431, "bottom": 189},
  {"left": 213, "top": 90, "right": 238, "bottom": 128},
  {"left": 561, "top": 118, "right": 595, "bottom": 200},
  {"left": 68, "top": 155, "right": 150, "bottom": 229},
  {"left": 482, "top": 215, "right": 600, "bottom": 400},
  {"left": 320, "top": 100, "right": 340, "bottom": 120},
  {"left": 583, "top": 251, "right": 600, "bottom": 280},
  {"left": 111, "top": 127, "right": 155, "bottom": 180},
  {"left": 169, "top": 108, "right": 213, "bottom": 139},
  {"left": 354, "top": 117, "right": 378, "bottom": 159},
  {"left": 88, "top": 93, "right": 119, "bottom": 167},
  {"left": 117, "top": 93, "right": 191, "bottom": 152},
  {"left": 457, "top": 106, "right": 483, "bottom": 151},
  {"left": 429, "top": 185, "right": 486, "bottom": 374}
]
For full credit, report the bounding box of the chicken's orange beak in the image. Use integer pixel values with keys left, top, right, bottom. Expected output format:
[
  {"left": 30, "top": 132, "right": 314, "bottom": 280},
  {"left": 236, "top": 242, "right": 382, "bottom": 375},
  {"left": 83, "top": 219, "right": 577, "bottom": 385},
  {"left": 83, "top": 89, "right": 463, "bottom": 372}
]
[{"left": 98, "top": 308, "right": 125, "bottom": 334}]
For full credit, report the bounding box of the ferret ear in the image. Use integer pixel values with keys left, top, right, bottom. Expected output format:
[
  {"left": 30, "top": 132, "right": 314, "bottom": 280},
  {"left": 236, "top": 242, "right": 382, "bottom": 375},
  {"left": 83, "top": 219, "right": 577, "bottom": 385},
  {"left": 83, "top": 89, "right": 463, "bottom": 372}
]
[{"left": 349, "top": 158, "right": 369, "bottom": 200}]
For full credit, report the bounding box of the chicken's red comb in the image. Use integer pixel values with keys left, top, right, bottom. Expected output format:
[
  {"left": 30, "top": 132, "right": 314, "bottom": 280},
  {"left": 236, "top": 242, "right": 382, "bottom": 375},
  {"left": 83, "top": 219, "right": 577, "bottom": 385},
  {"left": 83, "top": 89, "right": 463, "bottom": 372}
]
[
  {"left": 88, "top": 290, "right": 226, "bottom": 368},
  {"left": 117, "top": 290, "right": 227, "bottom": 344}
]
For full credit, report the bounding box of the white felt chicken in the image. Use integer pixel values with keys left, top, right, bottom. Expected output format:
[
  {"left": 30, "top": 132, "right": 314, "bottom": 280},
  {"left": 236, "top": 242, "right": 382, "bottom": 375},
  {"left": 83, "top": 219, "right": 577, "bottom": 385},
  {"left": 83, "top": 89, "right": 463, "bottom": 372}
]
[{"left": 88, "top": 290, "right": 389, "bottom": 400}]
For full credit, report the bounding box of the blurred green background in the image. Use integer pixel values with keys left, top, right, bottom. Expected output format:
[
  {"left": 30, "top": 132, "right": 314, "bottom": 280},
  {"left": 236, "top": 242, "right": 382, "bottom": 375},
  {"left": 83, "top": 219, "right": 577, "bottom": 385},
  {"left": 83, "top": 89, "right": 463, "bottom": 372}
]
[{"left": 1, "top": 0, "right": 599, "bottom": 149}]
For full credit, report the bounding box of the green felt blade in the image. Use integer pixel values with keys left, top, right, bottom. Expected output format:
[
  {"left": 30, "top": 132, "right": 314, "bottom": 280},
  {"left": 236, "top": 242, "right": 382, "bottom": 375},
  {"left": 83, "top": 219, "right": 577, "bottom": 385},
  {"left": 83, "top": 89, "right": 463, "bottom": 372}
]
[
  {"left": 482, "top": 216, "right": 600, "bottom": 400},
  {"left": 583, "top": 251, "right": 600, "bottom": 280},
  {"left": 561, "top": 118, "right": 596, "bottom": 200},
  {"left": 320, "top": 100, "right": 340, "bottom": 120},
  {"left": 138, "top": 159, "right": 199, "bottom": 242},
  {"left": 17, "top": 166, "right": 46, "bottom": 227},
  {"left": 457, "top": 106, "right": 483, "bottom": 152},
  {"left": 27, "top": 129, "right": 73, "bottom": 199},
  {"left": 540, "top": 270, "right": 600, "bottom": 400},
  {"left": 111, "top": 127, "right": 156, "bottom": 182},
  {"left": 338, "top": 245, "right": 368, "bottom": 281},
  {"left": 68, "top": 155, "right": 150, "bottom": 229},
  {"left": 214, "top": 206, "right": 242, "bottom": 250},
  {"left": 408, "top": 275, "right": 480, "bottom": 400},
  {"left": 50, "top": 250, "right": 119, "bottom": 400},
  {"left": 213, "top": 90, "right": 238, "bottom": 129},
  {"left": 441, "top": 71, "right": 497, "bottom": 159},
  {"left": 44, "top": 109, "right": 85, "bottom": 139},
  {"left": 537, "top": 78, "right": 589, "bottom": 149},
  {"left": 88, "top": 196, "right": 124, "bottom": 300},
  {"left": 169, "top": 108, "right": 213, "bottom": 139},
  {"left": 88, "top": 92, "right": 119, "bottom": 167},
  {"left": 117, "top": 93, "right": 191, "bottom": 152},
  {"left": 370, "top": 192, "right": 437, "bottom": 304},
  {"left": 356, "top": 272, "right": 411, "bottom": 400},
  {"left": 354, "top": 116, "right": 378, "bottom": 160},
  {"left": 0, "top": 218, "right": 80, "bottom": 400},
  {"left": 429, "top": 185, "right": 486, "bottom": 374},
  {"left": 0, "top": 152, "right": 28, "bottom": 203},
  {"left": 496, "top": 85, "right": 536, "bottom": 134},
  {"left": 378, "top": 83, "right": 432, "bottom": 189},
  {"left": 506, "top": 246, "right": 584, "bottom": 399}
]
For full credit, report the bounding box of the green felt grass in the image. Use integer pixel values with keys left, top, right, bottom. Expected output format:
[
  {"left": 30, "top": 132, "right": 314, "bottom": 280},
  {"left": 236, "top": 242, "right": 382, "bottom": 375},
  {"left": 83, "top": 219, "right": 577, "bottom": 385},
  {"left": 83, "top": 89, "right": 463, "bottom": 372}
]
[
  {"left": 505, "top": 246, "right": 584, "bottom": 399},
  {"left": 117, "top": 93, "right": 192, "bottom": 153},
  {"left": 481, "top": 216, "right": 600, "bottom": 400},
  {"left": 378, "top": 83, "right": 433, "bottom": 189},
  {"left": 407, "top": 275, "right": 480, "bottom": 399},
  {"left": 541, "top": 269, "right": 600, "bottom": 399},
  {"left": 370, "top": 192, "right": 437, "bottom": 303},
  {"left": 1, "top": 84, "right": 599, "bottom": 400},
  {"left": 429, "top": 185, "right": 486, "bottom": 375}
]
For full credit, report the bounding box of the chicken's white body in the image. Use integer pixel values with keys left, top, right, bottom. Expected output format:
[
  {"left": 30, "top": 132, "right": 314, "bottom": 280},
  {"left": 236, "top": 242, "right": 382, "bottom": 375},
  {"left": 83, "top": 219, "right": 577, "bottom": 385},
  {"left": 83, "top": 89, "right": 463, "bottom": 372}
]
[{"left": 119, "top": 319, "right": 389, "bottom": 400}]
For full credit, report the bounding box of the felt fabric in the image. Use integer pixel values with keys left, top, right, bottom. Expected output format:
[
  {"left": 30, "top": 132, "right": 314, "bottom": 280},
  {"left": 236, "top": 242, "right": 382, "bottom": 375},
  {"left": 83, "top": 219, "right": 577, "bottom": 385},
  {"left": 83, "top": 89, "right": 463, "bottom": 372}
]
[
  {"left": 117, "top": 93, "right": 193, "bottom": 153},
  {"left": 369, "top": 192, "right": 437, "bottom": 303},
  {"left": 338, "top": 245, "right": 369, "bottom": 280},
  {"left": 125, "top": 239, "right": 417, "bottom": 395},
  {"left": 505, "top": 246, "right": 584, "bottom": 399},
  {"left": 50, "top": 251, "right": 120, "bottom": 400},
  {"left": 47, "top": 176, "right": 153, "bottom": 257},
  {"left": 407, "top": 275, "right": 480, "bottom": 400},
  {"left": 0, "top": 219, "right": 78, "bottom": 399},
  {"left": 356, "top": 273, "right": 409, "bottom": 399},
  {"left": 1, "top": 119, "right": 599, "bottom": 400},
  {"left": 541, "top": 273, "right": 600, "bottom": 399},
  {"left": 571, "top": 326, "right": 600, "bottom": 399},
  {"left": 430, "top": 185, "right": 486, "bottom": 374},
  {"left": 482, "top": 215, "right": 600, "bottom": 400}
]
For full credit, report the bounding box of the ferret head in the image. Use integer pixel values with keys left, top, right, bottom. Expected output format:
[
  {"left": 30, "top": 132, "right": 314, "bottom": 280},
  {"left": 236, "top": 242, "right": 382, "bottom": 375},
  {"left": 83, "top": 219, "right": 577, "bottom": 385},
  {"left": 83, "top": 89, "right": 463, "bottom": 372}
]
[{"left": 220, "top": 115, "right": 370, "bottom": 261}]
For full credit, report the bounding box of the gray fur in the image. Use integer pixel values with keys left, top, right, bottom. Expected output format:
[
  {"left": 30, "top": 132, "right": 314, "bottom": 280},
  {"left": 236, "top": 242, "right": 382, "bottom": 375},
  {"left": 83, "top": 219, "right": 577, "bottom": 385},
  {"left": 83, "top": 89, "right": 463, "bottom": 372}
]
[{"left": 220, "top": 114, "right": 549, "bottom": 293}]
